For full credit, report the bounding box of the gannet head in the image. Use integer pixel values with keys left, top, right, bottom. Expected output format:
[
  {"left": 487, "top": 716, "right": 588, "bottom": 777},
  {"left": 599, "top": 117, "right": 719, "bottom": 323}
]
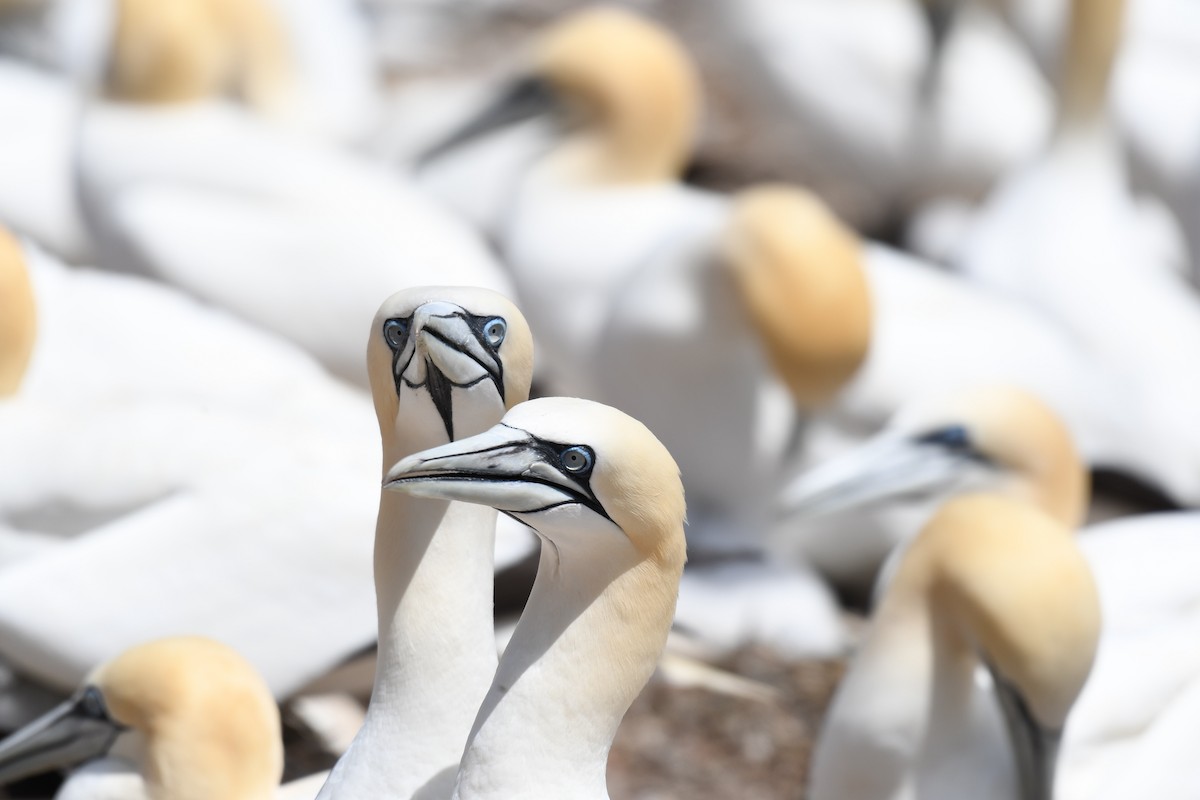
[
  {"left": 782, "top": 386, "right": 1087, "bottom": 527},
  {"left": 420, "top": 5, "right": 699, "bottom": 184},
  {"left": 383, "top": 397, "right": 687, "bottom": 571},
  {"left": 0, "top": 637, "right": 282, "bottom": 797},
  {"left": 0, "top": 227, "right": 36, "bottom": 397},
  {"left": 367, "top": 287, "right": 534, "bottom": 456},
  {"left": 897, "top": 494, "right": 1100, "bottom": 798},
  {"left": 722, "top": 185, "right": 871, "bottom": 408}
]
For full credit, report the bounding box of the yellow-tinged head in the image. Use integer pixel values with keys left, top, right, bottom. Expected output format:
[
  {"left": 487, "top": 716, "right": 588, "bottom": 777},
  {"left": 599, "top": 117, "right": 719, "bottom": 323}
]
[
  {"left": 366, "top": 287, "right": 534, "bottom": 459},
  {"left": 532, "top": 5, "right": 700, "bottom": 182},
  {"left": 895, "top": 386, "right": 1088, "bottom": 527},
  {"left": 89, "top": 637, "right": 282, "bottom": 800},
  {"left": 722, "top": 184, "right": 872, "bottom": 408},
  {"left": 1058, "top": 0, "right": 1127, "bottom": 129},
  {"left": 0, "top": 227, "right": 36, "bottom": 397},
  {"left": 903, "top": 494, "right": 1100, "bottom": 730},
  {"left": 385, "top": 396, "right": 687, "bottom": 574},
  {"left": 108, "top": 0, "right": 293, "bottom": 113}
]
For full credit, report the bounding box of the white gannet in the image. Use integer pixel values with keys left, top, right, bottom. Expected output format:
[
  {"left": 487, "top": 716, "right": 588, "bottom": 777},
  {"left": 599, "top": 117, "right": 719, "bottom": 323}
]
[
  {"left": 785, "top": 385, "right": 1200, "bottom": 798},
  {"left": 698, "top": 0, "right": 1052, "bottom": 228},
  {"left": 0, "top": 228, "right": 385, "bottom": 695},
  {"left": 809, "top": 493, "right": 1100, "bottom": 800},
  {"left": 955, "top": 0, "right": 1200, "bottom": 504},
  {"left": 420, "top": 7, "right": 872, "bottom": 657},
  {"left": 0, "top": 636, "right": 304, "bottom": 799},
  {"left": 316, "top": 287, "right": 534, "bottom": 800},
  {"left": 384, "top": 396, "right": 688, "bottom": 800},
  {"left": 783, "top": 385, "right": 1087, "bottom": 597}
]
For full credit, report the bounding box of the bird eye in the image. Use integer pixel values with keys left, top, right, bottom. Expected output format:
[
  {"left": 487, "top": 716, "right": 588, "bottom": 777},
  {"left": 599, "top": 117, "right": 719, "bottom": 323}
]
[
  {"left": 78, "top": 686, "right": 107, "bottom": 719},
  {"left": 915, "top": 425, "right": 971, "bottom": 452},
  {"left": 560, "top": 445, "right": 593, "bottom": 474},
  {"left": 384, "top": 318, "right": 410, "bottom": 349},
  {"left": 483, "top": 317, "right": 507, "bottom": 347}
]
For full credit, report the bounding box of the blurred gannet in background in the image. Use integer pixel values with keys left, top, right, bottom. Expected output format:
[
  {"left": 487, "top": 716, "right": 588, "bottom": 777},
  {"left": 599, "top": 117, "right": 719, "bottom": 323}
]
[
  {"left": 809, "top": 493, "right": 1100, "bottom": 800},
  {"left": 955, "top": 0, "right": 1200, "bottom": 504},
  {"left": 385, "top": 397, "right": 687, "bottom": 799},
  {"left": 785, "top": 386, "right": 1200, "bottom": 798},
  {"left": 0, "top": 227, "right": 385, "bottom": 695},
  {"left": 74, "top": 98, "right": 512, "bottom": 387},
  {"left": 422, "top": 6, "right": 872, "bottom": 657},
  {"left": 698, "top": 0, "right": 1052, "bottom": 229},
  {"left": 0, "top": 636, "right": 331, "bottom": 799},
  {"left": 317, "top": 288, "right": 534, "bottom": 800},
  {"left": 0, "top": 0, "right": 378, "bottom": 142}
]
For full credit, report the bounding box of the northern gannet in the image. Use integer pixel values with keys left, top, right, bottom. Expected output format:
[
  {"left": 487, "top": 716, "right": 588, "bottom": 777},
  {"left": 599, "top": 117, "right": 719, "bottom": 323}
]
[
  {"left": 809, "top": 493, "right": 1100, "bottom": 800},
  {"left": 0, "top": 229, "right": 384, "bottom": 695},
  {"left": 316, "top": 287, "right": 534, "bottom": 800},
  {"left": 956, "top": 0, "right": 1200, "bottom": 504},
  {"left": 785, "top": 385, "right": 1200, "bottom": 798},
  {"left": 0, "top": 636, "right": 326, "bottom": 799},
  {"left": 385, "top": 396, "right": 687, "bottom": 800},
  {"left": 421, "top": 6, "right": 871, "bottom": 657}
]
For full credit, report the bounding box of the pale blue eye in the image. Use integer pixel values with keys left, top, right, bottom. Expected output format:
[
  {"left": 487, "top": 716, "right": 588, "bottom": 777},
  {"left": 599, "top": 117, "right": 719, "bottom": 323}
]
[
  {"left": 384, "top": 318, "right": 409, "bottom": 349},
  {"left": 561, "top": 446, "right": 592, "bottom": 473},
  {"left": 483, "top": 317, "right": 507, "bottom": 347}
]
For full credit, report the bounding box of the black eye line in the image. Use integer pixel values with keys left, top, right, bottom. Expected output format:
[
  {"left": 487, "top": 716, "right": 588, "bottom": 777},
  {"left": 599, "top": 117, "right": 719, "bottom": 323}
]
[
  {"left": 913, "top": 425, "right": 993, "bottom": 465},
  {"left": 388, "top": 310, "right": 508, "bottom": 408}
]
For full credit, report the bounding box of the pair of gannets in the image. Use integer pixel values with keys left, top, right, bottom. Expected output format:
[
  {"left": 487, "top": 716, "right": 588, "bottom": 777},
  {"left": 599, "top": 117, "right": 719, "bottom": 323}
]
[
  {"left": 955, "top": 0, "right": 1200, "bottom": 504},
  {"left": 321, "top": 287, "right": 686, "bottom": 800},
  {"left": 785, "top": 386, "right": 1200, "bottom": 798},
  {"left": 0, "top": 0, "right": 377, "bottom": 142},
  {"left": 0, "top": 226, "right": 385, "bottom": 695}
]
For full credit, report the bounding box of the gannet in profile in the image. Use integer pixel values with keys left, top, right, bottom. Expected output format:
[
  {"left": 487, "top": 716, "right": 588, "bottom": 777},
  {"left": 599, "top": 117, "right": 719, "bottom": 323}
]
[
  {"left": 0, "top": 230, "right": 385, "bottom": 694},
  {"left": 785, "top": 385, "right": 1200, "bottom": 798},
  {"left": 0, "top": 637, "right": 285, "bottom": 800},
  {"left": 956, "top": 0, "right": 1200, "bottom": 504},
  {"left": 316, "top": 287, "right": 534, "bottom": 800},
  {"left": 783, "top": 386, "right": 1086, "bottom": 597},
  {"left": 422, "top": 6, "right": 871, "bottom": 656},
  {"left": 385, "top": 396, "right": 687, "bottom": 800},
  {"left": 810, "top": 493, "right": 1100, "bottom": 800}
]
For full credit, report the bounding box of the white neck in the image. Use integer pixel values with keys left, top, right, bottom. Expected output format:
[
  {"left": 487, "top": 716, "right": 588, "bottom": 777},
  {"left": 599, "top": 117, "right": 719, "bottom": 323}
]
[
  {"left": 453, "top": 536, "right": 675, "bottom": 800},
  {"left": 319, "top": 486, "right": 498, "bottom": 799}
]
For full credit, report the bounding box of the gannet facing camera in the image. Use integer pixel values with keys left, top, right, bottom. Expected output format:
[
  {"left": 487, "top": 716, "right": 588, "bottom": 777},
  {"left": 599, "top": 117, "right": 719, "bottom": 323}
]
[
  {"left": 317, "top": 287, "right": 534, "bottom": 800},
  {"left": 810, "top": 494, "right": 1100, "bottom": 800},
  {"left": 0, "top": 636, "right": 283, "bottom": 800},
  {"left": 385, "top": 397, "right": 687, "bottom": 800}
]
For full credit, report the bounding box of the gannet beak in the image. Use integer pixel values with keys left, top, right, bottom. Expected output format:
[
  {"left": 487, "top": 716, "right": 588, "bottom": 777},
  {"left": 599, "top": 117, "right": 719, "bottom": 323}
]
[
  {"left": 384, "top": 423, "right": 610, "bottom": 522},
  {"left": 989, "top": 665, "right": 1061, "bottom": 800},
  {"left": 0, "top": 689, "right": 125, "bottom": 784},
  {"left": 417, "top": 75, "right": 559, "bottom": 166},
  {"left": 779, "top": 428, "right": 988, "bottom": 517}
]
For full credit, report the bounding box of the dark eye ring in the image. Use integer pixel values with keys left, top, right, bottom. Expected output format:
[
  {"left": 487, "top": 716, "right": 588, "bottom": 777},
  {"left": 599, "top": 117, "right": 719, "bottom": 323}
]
[
  {"left": 483, "top": 317, "right": 507, "bottom": 347},
  {"left": 560, "top": 446, "right": 593, "bottom": 474},
  {"left": 915, "top": 425, "right": 971, "bottom": 452},
  {"left": 78, "top": 686, "right": 108, "bottom": 720},
  {"left": 384, "top": 318, "right": 410, "bottom": 349}
]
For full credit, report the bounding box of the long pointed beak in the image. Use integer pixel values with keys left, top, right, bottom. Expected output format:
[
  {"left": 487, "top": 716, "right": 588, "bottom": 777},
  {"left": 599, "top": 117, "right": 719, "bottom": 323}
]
[
  {"left": 989, "top": 664, "right": 1061, "bottom": 800},
  {"left": 384, "top": 424, "right": 607, "bottom": 520},
  {"left": 779, "top": 435, "right": 969, "bottom": 518},
  {"left": 417, "top": 75, "right": 560, "bottom": 167},
  {"left": 0, "top": 691, "right": 125, "bottom": 784}
]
